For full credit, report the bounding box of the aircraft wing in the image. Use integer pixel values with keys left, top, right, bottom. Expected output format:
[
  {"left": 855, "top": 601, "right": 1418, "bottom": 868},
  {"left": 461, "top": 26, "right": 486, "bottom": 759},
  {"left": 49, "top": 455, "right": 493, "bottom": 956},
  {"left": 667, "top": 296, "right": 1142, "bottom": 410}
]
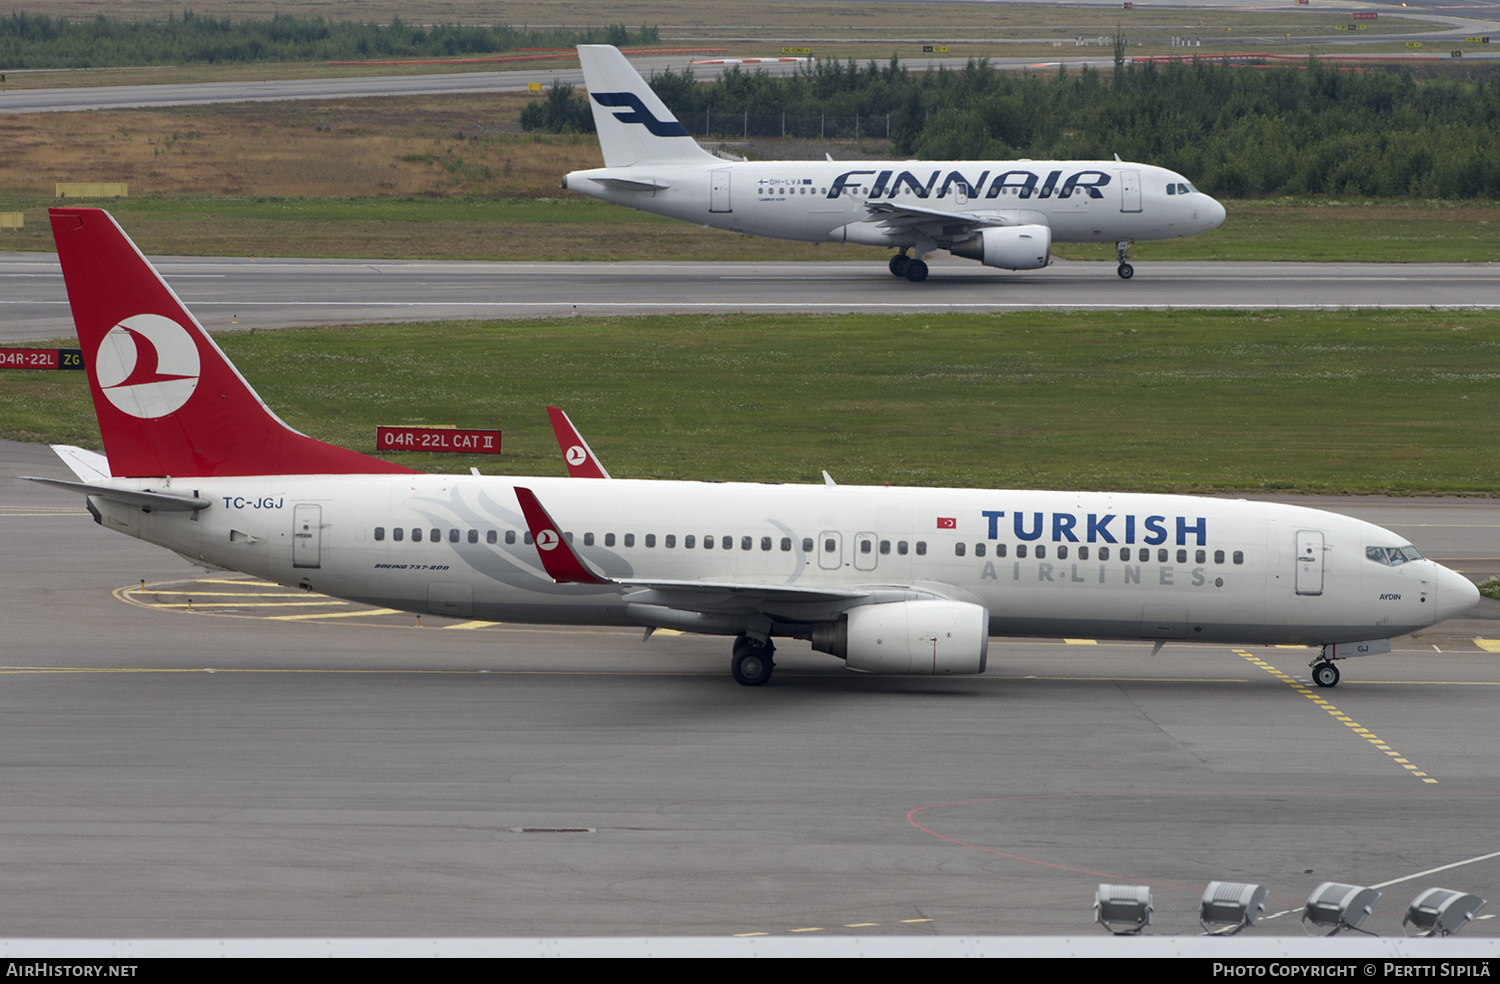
[
  {"left": 859, "top": 201, "right": 1043, "bottom": 238},
  {"left": 514, "top": 486, "right": 938, "bottom": 615}
]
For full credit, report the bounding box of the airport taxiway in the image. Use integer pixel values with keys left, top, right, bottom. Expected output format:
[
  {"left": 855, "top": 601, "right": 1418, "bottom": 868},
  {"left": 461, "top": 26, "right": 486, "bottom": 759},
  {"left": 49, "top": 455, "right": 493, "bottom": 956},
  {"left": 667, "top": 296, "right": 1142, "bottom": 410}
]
[
  {"left": 3, "top": 254, "right": 1499, "bottom": 341},
  {"left": 4, "top": 438, "right": 1499, "bottom": 939}
]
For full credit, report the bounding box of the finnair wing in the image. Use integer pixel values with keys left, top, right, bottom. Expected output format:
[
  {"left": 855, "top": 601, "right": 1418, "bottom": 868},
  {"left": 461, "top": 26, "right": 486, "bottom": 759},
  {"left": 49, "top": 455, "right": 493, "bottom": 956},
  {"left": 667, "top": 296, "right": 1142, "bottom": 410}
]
[
  {"left": 546, "top": 406, "right": 611, "bottom": 479},
  {"left": 861, "top": 200, "right": 1038, "bottom": 237}
]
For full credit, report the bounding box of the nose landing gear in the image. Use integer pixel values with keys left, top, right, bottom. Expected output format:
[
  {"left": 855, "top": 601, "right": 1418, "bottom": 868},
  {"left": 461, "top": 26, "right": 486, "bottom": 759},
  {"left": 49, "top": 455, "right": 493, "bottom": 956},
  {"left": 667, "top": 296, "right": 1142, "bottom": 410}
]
[{"left": 1116, "top": 240, "right": 1134, "bottom": 280}]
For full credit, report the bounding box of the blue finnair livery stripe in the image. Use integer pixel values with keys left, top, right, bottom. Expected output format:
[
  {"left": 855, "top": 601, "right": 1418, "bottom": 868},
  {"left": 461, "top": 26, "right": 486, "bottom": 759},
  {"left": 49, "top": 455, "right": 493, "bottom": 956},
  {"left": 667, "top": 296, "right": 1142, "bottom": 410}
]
[{"left": 590, "top": 92, "right": 691, "bottom": 137}]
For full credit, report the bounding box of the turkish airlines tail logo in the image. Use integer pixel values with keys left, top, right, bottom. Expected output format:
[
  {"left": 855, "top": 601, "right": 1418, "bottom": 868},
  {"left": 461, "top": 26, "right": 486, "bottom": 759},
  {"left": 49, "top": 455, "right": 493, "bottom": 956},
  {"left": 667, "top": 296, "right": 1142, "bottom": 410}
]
[
  {"left": 93, "top": 314, "right": 201, "bottom": 419},
  {"left": 590, "top": 92, "right": 690, "bottom": 137}
]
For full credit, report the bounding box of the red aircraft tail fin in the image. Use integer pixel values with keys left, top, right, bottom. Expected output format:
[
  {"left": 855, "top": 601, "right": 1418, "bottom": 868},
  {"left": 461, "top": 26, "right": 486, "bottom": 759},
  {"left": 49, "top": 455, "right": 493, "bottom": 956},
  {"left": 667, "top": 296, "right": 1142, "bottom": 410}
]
[{"left": 49, "top": 208, "right": 415, "bottom": 478}]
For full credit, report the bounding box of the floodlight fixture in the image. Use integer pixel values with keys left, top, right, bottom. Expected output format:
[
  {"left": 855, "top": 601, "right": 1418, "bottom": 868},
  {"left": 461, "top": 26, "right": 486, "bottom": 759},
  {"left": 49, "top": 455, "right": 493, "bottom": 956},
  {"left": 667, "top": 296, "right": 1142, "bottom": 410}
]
[
  {"left": 1095, "top": 883, "right": 1152, "bottom": 935},
  {"left": 1200, "top": 881, "right": 1269, "bottom": 935},
  {"left": 1302, "top": 882, "right": 1381, "bottom": 936},
  {"left": 1403, "top": 888, "right": 1486, "bottom": 937}
]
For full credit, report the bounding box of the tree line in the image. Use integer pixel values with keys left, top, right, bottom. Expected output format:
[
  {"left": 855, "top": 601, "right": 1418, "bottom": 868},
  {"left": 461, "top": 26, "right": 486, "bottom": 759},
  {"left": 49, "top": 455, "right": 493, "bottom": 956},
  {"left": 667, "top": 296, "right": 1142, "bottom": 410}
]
[
  {"left": 0, "top": 12, "right": 660, "bottom": 67},
  {"left": 529, "top": 56, "right": 1500, "bottom": 199}
]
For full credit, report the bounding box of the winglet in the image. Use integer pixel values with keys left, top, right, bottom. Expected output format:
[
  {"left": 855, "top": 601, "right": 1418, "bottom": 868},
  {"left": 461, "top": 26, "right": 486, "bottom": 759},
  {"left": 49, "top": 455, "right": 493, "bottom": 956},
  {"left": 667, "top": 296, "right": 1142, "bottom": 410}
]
[
  {"left": 546, "top": 406, "right": 611, "bottom": 479},
  {"left": 513, "top": 487, "right": 612, "bottom": 585}
]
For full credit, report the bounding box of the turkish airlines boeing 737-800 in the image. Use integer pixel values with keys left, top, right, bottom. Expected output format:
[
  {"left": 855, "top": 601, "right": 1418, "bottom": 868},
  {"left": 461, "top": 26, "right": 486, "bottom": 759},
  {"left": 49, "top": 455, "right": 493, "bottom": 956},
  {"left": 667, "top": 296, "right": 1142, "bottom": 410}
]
[
  {"left": 28, "top": 209, "right": 1476, "bottom": 687},
  {"left": 562, "top": 45, "right": 1227, "bottom": 281}
]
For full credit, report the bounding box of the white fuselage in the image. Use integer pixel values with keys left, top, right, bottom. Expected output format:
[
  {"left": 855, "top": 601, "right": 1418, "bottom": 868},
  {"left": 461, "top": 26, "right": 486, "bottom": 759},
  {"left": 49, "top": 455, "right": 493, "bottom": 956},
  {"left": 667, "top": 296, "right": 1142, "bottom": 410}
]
[
  {"left": 563, "top": 159, "right": 1225, "bottom": 249},
  {"left": 87, "top": 474, "right": 1472, "bottom": 646}
]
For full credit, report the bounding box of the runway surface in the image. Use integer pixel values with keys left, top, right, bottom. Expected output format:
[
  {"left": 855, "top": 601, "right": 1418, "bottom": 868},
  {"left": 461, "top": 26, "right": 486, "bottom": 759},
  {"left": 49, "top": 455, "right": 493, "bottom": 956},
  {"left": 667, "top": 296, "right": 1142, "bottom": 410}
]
[
  {"left": 4, "top": 253, "right": 1499, "bottom": 341},
  {"left": 4, "top": 437, "right": 1499, "bottom": 939}
]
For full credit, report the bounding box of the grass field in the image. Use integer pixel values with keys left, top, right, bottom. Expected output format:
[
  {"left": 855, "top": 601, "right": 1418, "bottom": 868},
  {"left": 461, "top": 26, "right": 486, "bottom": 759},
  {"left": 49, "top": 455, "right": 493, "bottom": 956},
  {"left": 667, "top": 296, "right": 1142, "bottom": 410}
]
[{"left": 4, "top": 310, "right": 1496, "bottom": 495}]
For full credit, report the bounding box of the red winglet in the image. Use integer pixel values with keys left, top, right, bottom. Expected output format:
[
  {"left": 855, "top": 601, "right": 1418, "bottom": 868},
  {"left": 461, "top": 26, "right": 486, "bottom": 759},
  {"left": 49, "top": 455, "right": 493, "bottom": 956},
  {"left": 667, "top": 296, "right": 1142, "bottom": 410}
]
[
  {"left": 546, "top": 406, "right": 611, "bottom": 479},
  {"left": 513, "top": 487, "right": 611, "bottom": 585}
]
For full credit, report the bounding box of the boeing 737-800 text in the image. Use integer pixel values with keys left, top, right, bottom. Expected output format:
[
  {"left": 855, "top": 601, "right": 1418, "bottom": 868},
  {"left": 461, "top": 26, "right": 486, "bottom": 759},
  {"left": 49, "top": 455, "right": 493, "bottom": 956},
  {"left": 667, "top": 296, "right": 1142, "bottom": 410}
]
[
  {"left": 562, "top": 45, "right": 1227, "bottom": 282},
  {"left": 28, "top": 209, "right": 1476, "bottom": 687}
]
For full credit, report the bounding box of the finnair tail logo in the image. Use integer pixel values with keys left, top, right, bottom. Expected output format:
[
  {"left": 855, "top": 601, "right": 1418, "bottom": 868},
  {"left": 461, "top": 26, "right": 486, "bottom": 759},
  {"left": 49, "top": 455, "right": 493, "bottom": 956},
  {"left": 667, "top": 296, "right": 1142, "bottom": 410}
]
[
  {"left": 590, "top": 92, "right": 690, "bottom": 137},
  {"left": 94, "top": 314, "right": 201, "bottom": 419}
]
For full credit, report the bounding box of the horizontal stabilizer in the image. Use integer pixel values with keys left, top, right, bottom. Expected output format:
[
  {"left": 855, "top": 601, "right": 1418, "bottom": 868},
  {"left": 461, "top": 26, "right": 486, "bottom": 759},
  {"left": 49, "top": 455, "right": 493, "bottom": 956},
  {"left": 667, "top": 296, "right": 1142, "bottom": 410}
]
[{"left": 19, "top": 476, "right": 211, "bottom": 511}]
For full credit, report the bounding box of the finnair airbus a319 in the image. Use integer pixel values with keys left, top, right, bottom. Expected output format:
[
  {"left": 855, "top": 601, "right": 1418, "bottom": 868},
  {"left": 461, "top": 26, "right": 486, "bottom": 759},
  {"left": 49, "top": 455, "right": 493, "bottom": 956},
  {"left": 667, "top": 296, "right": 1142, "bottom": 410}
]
[
  {"left": 562, "top": 45, "right": 1227, "bottom": 281},
  {"left": 29, "top": 208, "right": 1477, "bottom": 688}
]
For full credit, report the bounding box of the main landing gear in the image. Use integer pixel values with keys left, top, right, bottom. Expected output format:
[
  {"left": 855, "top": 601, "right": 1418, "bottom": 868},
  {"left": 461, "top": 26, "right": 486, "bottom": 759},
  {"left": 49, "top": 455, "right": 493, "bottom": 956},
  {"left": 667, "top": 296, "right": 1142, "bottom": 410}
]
[
  {"left": 731, "top": 634, "right": 776, "bottom": 686},
  {"left": 889, "top": 250, "right": 928, "bottom": 283},
  {"left": 1116, "top": 240, "right": 1134, "bottom": 280},
  {"left": 1311, "top": 658, "right": 1341, "bottom": 688}
]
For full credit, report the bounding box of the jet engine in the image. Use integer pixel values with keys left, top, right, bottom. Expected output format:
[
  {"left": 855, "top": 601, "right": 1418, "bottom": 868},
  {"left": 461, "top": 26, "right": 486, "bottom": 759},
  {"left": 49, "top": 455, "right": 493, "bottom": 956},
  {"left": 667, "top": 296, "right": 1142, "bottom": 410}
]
[
  {"left": 949, "top": 224, "right": 1051, "bottom": 270},
  {"left": 811, "top": 600, "right": 990, "bottom": 675}
]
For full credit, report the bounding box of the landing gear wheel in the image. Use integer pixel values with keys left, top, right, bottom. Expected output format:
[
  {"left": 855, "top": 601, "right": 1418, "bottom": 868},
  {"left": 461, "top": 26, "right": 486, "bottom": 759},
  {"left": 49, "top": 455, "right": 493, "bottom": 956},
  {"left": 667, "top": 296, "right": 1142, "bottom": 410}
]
[
  {"left": 889, "top": 254, "right": 911, "bottom": 278},
  {"left": 1312, "top": 662, "right": 1340, "bottom": 688},
  {"left": 731, "top": 636, "right": 776, "bottom": 686},
  {"left": 1117, "top": 262, "right": 1134, "bottom": 280},
  {"left": 904, "top": 259, "right": 929, "bottom": 283}
]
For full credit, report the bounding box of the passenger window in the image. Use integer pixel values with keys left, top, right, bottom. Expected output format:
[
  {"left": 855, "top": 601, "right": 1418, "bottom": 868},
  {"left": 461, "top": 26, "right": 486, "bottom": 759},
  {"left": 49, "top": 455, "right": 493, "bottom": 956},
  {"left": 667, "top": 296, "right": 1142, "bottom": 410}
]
[
  {"left": 393, "top": 528, "right": 404, "bottom": 542},
  {"left": 762, "top": 536, "right": 772, "bottom": 551},
  {"left": 1233, "top": 551, "right": 1244, "bottom": 565},
  {"left": 860, "top": 539, "right": 872, "bottom": 554},
  {"left": 1158, "top": 548, "right": 1168, "bottom": 562},
  {"left": 625, "top": 533, "right": 635, "bottom": 547},
  {"left": 645, "top": 534, "right": 656, "bottom": 548},
  {"left": 685, "top": 535, "right": 695, "bottom": 548},
  {"left": 742, "top": 536, "right": 752, "bottom": 551},
  {"left": 897, "top": 541, "right": 909, "bottom": 555},
  {"left": 1195, "top": 549, "right": 1205, "bottom": 564},
  {"left": 431, "top": 529, "right": 441, "bottom": 543},
  {"left": 449, "top": 529, "right": 459, "bottom": 543},
  {"left": 584, "top": 532, "right": 595, "bottom": 546},
  {"left": 803, "top": 537, "right": 814, "bottom": 552},
  {"left": 374, "top": 527, "right": 385, "bottom": 541},
  {"left": 1214, "top": 549, "right": 1224, "bottom": 564},
  {"left": 1099, "top": 547, "right": 1109, "bottom": 560},
  {"left": 1036, "top": 545, "right": 1046, "bottom": 560},
  {"left": 954, "top": 542, "right": 966, "bottom": 557},
  {"left": 723, "top": 536, "right": 733, "bottom": 550},
  {"left": 880, "top": 540, "right": 890, "bottom": 555},
  {"left": 1119, "top": 548, "right": 1129, "bottom": 561},
  {"left": 664, "top": 534, "right": 676, "bottom": 548},
  {"left": 1078, "top": 546, "right": 1088, "bottom": 560},
  {"left": 781, "top": 538, "right": 792, "bottom": 552},
  {"left": 1057, "top": 545, "right": 1068, "bottom": 560},
  {"left": 412, "top": 528, "right": 423, "bottom": 543},
  {"left": 704, "top": 536, "right": 714, "bottom": 550},
  {"left": 501, "top": 530, "right": 511, "bottom": 544},
  {"left": 915, "top": 541, "right": 927, "bottom": 556},
  {"left": 824, "top": 538, "right": 836, "bottom": 553},
  {"left": 975, "top": 543, "right": 985, "bottom": 557},
  {"left": 1017, "top": 544, "right": 1027, "bottom": 559},
  {"left": 605, "top": 533, "right": 615, "bottom": 547},
  {"left": 1177, "top": 549, "right": 1187, "bottom": 563},
  {"left": 996, "top": 543, "right": 1007, "bottom": 558},
  {"left": 468, "top": 530, "right": 478, "bottom": 544},
  {"left": 524, "top": 532, "right": 533, "bottom": 545}
]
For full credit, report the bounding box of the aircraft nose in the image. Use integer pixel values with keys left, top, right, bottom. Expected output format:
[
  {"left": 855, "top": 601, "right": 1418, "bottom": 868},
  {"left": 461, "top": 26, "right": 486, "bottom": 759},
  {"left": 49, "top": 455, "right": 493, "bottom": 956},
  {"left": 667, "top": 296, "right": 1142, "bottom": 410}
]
[
  {"left": 1202, "top": 195, "right": 1227, "bottom": 230},
  {"left": 1432, "top": 564, "right": 1481, "bottom": 625}
]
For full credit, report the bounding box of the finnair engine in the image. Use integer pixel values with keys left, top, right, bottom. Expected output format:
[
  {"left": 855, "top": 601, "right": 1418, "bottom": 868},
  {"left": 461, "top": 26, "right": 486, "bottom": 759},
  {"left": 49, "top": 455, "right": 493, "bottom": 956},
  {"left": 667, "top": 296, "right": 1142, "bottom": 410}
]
[
  {"left": 812, "top": 600, "right": 990, "bottom": 675},
  {"left": 949, "top": 224, "right": 1051, "bottom": 270}
]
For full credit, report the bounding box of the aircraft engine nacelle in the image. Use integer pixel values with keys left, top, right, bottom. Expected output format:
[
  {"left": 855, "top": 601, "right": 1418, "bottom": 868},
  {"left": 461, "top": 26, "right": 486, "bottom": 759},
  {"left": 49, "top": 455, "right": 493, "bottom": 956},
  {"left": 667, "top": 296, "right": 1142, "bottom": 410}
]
[
  {"left": 812, "top": 600, "right": 990, "bottom": 675},
  {"left": 948, "top": 224, "right": 1051, "bottom": 270}
]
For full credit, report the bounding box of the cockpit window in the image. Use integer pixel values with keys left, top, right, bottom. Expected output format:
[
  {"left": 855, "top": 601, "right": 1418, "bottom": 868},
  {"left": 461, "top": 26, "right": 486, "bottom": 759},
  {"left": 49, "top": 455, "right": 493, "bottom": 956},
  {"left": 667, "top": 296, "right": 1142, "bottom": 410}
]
[{"left": 1366, "top": 545, "right": 1424, "bottom": 566}]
